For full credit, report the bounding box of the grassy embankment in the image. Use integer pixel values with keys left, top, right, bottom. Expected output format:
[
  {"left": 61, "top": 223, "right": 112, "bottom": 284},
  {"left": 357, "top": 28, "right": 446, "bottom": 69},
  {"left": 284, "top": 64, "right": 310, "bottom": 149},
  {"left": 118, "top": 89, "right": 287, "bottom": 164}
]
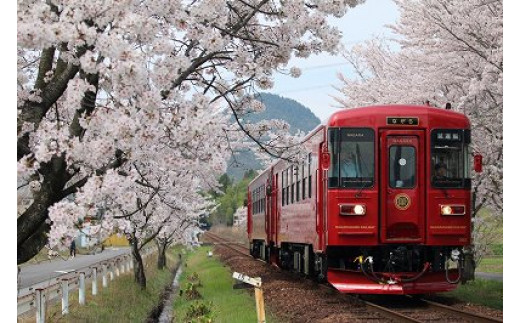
[
  {"left": 21, "top": 246, "right": 182, "bottom": 323},
  {"left": 478, "top": 256, "right": 503, "bottom": 273},
  {"left": 173, "top": 245, "right": 280, "bottom": 323},
  {"left": 445, "top": 279, "right": 503, "bottom": 310}
]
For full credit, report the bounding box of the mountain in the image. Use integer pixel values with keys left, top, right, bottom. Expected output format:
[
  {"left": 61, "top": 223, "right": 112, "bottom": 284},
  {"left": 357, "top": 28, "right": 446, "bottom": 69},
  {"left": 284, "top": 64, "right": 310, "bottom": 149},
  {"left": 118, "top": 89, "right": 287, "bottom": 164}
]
[{"left": 226, "top": 93, "right": 321, "bottom": 181}]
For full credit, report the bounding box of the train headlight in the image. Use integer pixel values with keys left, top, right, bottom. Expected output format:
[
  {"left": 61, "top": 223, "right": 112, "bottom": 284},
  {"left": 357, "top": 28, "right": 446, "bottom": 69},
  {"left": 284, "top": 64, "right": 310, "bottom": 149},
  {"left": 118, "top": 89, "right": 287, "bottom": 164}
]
[
  {"left": 440, "top": 205, "right": 465, "bottom": 216},
  {"left": 340, "top": 204, "right": 366, "bottom": 216}
]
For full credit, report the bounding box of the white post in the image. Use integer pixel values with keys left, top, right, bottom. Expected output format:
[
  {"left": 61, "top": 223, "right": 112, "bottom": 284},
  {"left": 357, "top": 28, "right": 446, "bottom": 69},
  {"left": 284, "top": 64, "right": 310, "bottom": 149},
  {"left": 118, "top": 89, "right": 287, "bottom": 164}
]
[
  {"left": 102, "top": 264, "right": 108, "bottom": 288},
  {"left": 79, "top": 272, "right": 86, "bottom": 305},
  {"left": 120, "top": 258, "right": 125, "bottom": 274},
  {"left": 115, "top": 261, "right": 120, "bottom": 277},
  {"left": 130, "top": 257, "right": 134, "bottom": 269},
  {"left": 61, "top": 279, "right": 69, "bottom": 315},
  {"left": 35, "top": 288, "right": 45, "bottom": 323},
  {"left": 109, "top": 263, "right": 114, "bottom": 280},
  {"left": 126, "top": 257, "right": 131, "bottom": 272},
  {"left": 92, "top": 267, "right": 98, "bottom": 295}
]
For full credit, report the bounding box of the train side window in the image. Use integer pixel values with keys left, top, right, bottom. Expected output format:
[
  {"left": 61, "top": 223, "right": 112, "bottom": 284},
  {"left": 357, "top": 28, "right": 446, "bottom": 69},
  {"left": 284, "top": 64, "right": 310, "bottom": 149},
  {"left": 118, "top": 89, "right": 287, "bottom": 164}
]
[
  {"left": 302, "top": 173, "right": 307, "bottom": 200},
  {"left": 262, "top": 185, "right": 265, "bottom": 213},
  {"left": 282, "top": 171, "right": 285, "bottom": 206},
  {"left": 296, "top": 164, "right": 300, "bottom": 202},
  {"left": 285, "top": 169, "right": 289, "bottom": 204},
  {"left": 308, "top": 175, "right": 312, "bottom": 198},
  {"left": 255, "top": 188, "right": 259, "bottom": 214},
  {"left": 260, "top": 186, "right": 263, "bottom": 213},
  {"left": 290, "top": 165, "right": 294, "bottom": 204},
  {"left": 253, "top": 189, "right": 256, "bottom": 214},
  {"left": 301, "top": 161, "right": 306, "bottom": 201},
  {"left": 308, "top": 153, "right": 312, "bottom": 198}
]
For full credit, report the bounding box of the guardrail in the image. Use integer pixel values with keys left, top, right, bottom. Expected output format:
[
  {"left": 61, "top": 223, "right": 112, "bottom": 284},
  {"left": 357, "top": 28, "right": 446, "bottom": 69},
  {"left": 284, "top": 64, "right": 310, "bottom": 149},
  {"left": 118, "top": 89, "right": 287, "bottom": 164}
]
[{"left": 17, "top": 247, "right": 155, "bottom": 322}]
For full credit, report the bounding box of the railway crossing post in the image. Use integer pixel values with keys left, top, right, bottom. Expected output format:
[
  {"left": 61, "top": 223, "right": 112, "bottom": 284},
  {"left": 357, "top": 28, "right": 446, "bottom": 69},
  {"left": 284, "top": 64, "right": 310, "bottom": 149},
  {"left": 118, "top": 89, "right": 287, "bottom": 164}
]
[{"left": 232, "top": 272, "right": 265, "bottom": 323}]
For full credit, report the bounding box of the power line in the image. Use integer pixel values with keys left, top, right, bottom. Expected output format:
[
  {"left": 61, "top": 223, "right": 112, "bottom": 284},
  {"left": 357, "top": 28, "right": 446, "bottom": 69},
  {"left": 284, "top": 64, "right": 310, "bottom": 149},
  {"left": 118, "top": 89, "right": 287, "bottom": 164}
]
[
  {"left": 300, "top": 62, "right": 349, "bottom": 71},
  {"left": 273, "top": 84, "right": 341, "bottom": 94}
]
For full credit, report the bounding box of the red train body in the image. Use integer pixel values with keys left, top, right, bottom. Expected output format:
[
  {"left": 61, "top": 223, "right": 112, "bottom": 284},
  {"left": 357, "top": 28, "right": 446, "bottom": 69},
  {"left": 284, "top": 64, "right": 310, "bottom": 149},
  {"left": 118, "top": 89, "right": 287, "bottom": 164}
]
[{"left": 247, "top": 105, "right": 476, "bottom": 294}]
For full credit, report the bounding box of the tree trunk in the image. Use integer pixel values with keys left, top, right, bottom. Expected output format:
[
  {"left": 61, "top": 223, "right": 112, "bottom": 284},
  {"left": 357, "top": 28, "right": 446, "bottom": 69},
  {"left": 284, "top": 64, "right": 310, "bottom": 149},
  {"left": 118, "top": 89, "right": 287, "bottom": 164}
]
[
  {"left": 157, "top": 241, "right": 167, "bottom": 270},
  {"left": 131, "top": 237, "right": 146, "bottom": 289},
  {"left": 17, "top": 157, "right": 71, "bottom": 264}
]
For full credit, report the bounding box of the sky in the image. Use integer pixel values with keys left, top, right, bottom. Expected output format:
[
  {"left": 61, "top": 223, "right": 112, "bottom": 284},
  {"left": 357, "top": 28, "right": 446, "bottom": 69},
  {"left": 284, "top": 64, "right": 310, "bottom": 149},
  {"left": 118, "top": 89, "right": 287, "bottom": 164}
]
[{"left": 268, "top": 0, "right": 400, "bottom": 122}]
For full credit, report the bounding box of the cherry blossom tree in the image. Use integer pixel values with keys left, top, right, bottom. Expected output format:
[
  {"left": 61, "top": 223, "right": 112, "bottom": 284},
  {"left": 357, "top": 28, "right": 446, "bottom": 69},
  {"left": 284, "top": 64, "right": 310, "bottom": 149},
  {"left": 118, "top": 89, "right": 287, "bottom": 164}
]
[
  {"left": 334, "top": 0, "right": 502, "bottom": 261},
  {"left": 17, "top": 0, "right": 365, "bottom": 264}
]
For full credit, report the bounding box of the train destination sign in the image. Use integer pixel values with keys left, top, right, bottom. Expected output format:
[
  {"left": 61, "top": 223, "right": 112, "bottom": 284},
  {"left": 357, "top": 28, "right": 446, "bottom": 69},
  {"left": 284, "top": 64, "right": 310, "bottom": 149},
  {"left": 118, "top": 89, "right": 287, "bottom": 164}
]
[{"left": 386, "top": 117, "right": 419, "bottom": 126}]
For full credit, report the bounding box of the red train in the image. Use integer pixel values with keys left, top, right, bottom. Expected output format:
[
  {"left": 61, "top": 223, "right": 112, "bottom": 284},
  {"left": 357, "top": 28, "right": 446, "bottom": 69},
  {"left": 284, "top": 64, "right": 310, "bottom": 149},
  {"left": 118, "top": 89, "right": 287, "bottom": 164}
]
[{"left": 247, "top": 104, "right": 482, "bottom": 294}]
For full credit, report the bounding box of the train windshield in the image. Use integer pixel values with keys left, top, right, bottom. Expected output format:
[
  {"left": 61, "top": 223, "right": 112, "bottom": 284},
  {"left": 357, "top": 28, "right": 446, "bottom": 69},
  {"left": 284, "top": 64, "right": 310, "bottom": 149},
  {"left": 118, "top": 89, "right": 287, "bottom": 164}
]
[
  {"left": 431, "top": 129, "right": 471, "bottom": 188},
  {"left": 328, "top": 128, "right": 375, "bottom": 188}
]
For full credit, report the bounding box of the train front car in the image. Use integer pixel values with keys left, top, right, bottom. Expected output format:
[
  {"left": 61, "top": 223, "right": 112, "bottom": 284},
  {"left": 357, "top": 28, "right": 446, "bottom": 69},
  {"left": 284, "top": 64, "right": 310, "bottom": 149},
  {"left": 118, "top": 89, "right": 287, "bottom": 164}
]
[{"left": 324, "top": 105, "right": 473, "bottom": 294}]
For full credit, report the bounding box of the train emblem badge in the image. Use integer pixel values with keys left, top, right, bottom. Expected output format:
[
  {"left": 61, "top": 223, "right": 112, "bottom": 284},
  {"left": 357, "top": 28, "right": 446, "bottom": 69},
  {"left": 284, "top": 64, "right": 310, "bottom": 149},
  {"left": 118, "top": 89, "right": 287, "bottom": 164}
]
[{"left": 394, "top": 193, "right": 411, "bottom": 210}]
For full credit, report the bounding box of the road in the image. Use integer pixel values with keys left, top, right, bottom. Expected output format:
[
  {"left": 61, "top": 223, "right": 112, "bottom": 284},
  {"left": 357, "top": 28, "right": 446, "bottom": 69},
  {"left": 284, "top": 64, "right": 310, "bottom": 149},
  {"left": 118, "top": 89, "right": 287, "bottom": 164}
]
[
  {"left": 475, "top": 272, "right": 503, "bottom": 281},
  {"left": 18, "top": 247, "right": 131, "bottom": 297}
]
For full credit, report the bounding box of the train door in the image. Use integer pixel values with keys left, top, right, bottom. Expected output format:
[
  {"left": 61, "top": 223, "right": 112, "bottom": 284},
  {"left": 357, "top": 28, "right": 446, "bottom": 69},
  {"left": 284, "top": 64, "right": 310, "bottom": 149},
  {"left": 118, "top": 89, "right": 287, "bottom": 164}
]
[
  {"left": 317, "top": 143, "right": 327, "bottom": 251},
  {"left": 265, "top": 177, "right": 271, "bottom": 244},
  {"left": 380, "top": 130, "right": 425, "bottom": 243},
  {"left": 269, "top": 173, "right": 278, "bottom": 246}
]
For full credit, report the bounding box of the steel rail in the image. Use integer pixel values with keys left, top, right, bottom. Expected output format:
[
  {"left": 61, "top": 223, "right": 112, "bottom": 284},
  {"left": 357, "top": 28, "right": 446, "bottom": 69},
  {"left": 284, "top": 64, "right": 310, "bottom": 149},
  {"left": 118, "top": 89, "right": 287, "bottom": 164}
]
[
  {"left": 203, "top": 232, "right": 250, "bottom": 254},
  {"left": 416, "top": 297, "right": 502, "bottom": 323},
  {"left": 361, "top": 300, "right": 424, "bottom": 323}
]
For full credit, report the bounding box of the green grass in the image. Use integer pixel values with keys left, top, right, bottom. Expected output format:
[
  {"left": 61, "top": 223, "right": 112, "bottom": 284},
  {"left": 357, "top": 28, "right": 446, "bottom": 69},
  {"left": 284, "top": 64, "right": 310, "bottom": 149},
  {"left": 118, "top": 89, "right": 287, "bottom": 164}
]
[
  {"left": 477, "top": 256, "right": 503, "bottom": 273},
  {"left": 445, "top": 279, "right": 503, "bottom": 310},
  {"left": 41, "top": 246, "right": 182, "bottom": 322},
  {"left": 174, "top": 246, "right": 280, "bottom": 323}
]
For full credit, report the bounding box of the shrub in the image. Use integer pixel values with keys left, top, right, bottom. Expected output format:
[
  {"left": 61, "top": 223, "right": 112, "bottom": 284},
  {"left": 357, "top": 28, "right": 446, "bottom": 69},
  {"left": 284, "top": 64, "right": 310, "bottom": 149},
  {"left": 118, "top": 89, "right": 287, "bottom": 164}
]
[
  {"left": 188, "top": 272, "right": 203, "bottom": 287},
  {"left": 185, "top": 301, "right": 213, "bottom": 322},
  {"left": 184, "top": 282, "right": 202, "bottom": 300}
]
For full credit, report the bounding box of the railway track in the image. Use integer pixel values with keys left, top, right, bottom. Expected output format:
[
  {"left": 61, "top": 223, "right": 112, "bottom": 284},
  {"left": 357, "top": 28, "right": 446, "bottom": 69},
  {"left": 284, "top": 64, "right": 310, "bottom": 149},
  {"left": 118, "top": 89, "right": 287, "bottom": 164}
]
[
  {"left": 203, "top": 231, "right": 250, "bottom": 255},
  {"left": 356, "top": 294, "right": 502, "bottom": 323},
  {"left": 202, "top": 231, "right": 502, "bottom": 323}
]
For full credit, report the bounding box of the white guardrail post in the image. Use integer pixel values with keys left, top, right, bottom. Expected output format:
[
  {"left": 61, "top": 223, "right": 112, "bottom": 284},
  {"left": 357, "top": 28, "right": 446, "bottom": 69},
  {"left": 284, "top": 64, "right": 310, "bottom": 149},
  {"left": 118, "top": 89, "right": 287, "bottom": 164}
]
[
  {"left": 115, "top": 260, "right": 120, "bottom": 277},
  {"left": 120, "top": 258, "right": 125, "bottom": 274},
  {"left": 79, "top": 272, "right": 86, "bottom": 305},
  {"left": 92, "top": 267, "right": 98, "bottom": 296},
  {"left": 35, "top": 288, "right": 45, "bottom": 323},
  {"left": 126, "top": 256, "right": 131, "bottom": 272},
  {"left": 61, "top": 279, "right": 69, "bottom": 315},
  {"left": 109, "top": 262, "right": 115, "bottom": 280},
  {"left": 102, "top": 264, "right": 108, "bottom": 288}
]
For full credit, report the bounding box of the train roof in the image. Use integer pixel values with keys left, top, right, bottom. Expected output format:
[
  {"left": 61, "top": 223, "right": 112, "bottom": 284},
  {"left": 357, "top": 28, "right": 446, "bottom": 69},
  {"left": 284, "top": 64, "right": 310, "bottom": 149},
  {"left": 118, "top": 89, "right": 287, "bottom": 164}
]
[{"left": 327, "top": 104, "right": 470, "bottom": 128}]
